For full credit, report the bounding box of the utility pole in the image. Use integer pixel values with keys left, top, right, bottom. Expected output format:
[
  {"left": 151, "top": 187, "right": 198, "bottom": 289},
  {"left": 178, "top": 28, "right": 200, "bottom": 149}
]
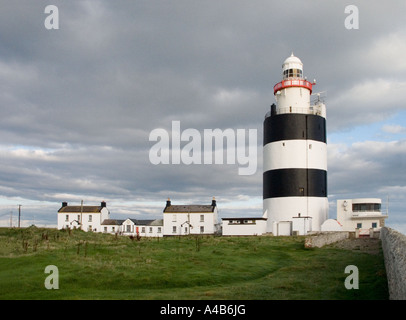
[
  {"left": 18, "top": 205, "right": 21, "bottom": 228},
  {"left": 80, "top": 200, "right": 83, "bottom": 230}
]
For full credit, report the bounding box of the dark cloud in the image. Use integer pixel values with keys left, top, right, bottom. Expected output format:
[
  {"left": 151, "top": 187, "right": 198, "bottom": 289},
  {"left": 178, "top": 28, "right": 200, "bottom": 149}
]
[{"left": 0, "top": 1, "right": 405, "bottom": 232}]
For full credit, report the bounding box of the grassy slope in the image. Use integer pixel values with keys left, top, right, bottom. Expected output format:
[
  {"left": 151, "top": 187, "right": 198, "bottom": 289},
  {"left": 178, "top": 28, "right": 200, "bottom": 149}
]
[{"left": 0, "top": 227, "right": 388, "bottom": 300}]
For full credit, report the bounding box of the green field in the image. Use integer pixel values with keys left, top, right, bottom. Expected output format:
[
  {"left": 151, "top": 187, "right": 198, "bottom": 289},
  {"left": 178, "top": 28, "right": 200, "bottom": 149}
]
[{"left": 0, "top": 227, "right": 388, "bottom": 300}]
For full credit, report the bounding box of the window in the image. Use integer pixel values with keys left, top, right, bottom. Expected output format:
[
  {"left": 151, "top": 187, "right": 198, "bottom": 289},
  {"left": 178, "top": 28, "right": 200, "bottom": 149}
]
[
  {"left": 65, "top": 215, "right": 69, "bottom": 222},
  {"left": 141, "top": 227, "right": 145, "bottom": 233},
  {"left": 200, "top": 215, "right": 204, "bottom": 222},
  {"left": 185, "top": 227, "right": 188, "bottom": 234},
  {"left": 200, "top": 226, "right": 204, "bottom": 233},
  {"left": 88, "top": 215, "right": 92, "bottom": 222},
  {"left": 356, "top": 223, "right": 362, "bottom": 229},
  {"left": 172, "top": 214, "right": 177, "bottom": 222},
  {"left": 172, "top": 226, "right": 177, "bottom": 234},
  {"left": 372, "top": 222, "right": 377, "bottom": 228},
  {"left": 149, "top": 227, "right": 153, "bottom": 233},
  {"left": 284, "top": 68, "right": 302, "bottom": 79},
  {"left": 104, "top": 227, "right": 107, "bottom": 232},
  {"left": 352, "top": 203, "right": 381, "bottom": 212},
  {"left": 126, "top": 225, "right": 131, "bottom": 232},
  {"left": 158, "top": 227, "right": 161, "bottom": 233},
  {"left": 112, "top": 227, "right": 115, "bottom": 232}
]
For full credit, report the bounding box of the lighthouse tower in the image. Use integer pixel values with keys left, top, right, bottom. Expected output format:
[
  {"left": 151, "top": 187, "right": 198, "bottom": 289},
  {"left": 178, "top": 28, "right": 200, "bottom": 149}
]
[{"left": 263, "top": 54, "right": 328, "bottom": 235}]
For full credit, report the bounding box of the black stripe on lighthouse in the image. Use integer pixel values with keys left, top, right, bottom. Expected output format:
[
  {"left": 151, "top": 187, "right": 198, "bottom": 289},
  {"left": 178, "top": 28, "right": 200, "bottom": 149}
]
[
  {"left": 263, "top": 168, "right": 327, "bottom": 199},
  {"left": 264, "top": 113, "right": 326, "bottom": 145}
]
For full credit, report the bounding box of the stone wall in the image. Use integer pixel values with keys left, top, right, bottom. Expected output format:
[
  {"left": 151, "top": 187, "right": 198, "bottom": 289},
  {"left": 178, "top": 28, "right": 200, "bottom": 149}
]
[
  {"left": 304, "top": 231, "right": 349, "bottom": 248},
  {"left": 380, "top": 227, "right": 406, "bottom": 300}
]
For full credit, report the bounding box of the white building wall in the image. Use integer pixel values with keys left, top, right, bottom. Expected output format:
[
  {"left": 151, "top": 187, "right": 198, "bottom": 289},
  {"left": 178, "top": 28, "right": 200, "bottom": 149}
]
[
  {"left": 265, "top": 197, "right": 328, "bottom": 235},
  {"left": 321, "top": 219, "right": 343, "bottom": 232},
  {"left": 102, "top": 225, "right": 120, "bottom": 234},
  {"left": 121, "top": 219, "right": 163, "bottom": 237},
  {"left": 222, "top": 219, "right": 267, "bottom": 236},
  {"left": 336, "top": 198, "right": 386, "bottom": 232},
  {"left": 138, "top": 225, "right": 163, "bottom": 237},
  {"left": 275, "top": 221, "right": 292, "bottom": 236},
  {"left": 163, "top": 209, "right": 218, "bottom": 236},
  {"left": 276, "top": 87, "right": 311, "bottom": 111},
  {"left": 57, "top": 207, "right": 109, "bottom": 232},
  {"left": 58, "top": 213, "right": 77, "bottom": 230},
  {"left": 263, "top": 140, "right": 327, "bottom": 172},
  {"left": 292, "top": 216, "right": 312, "bottom": 235}
]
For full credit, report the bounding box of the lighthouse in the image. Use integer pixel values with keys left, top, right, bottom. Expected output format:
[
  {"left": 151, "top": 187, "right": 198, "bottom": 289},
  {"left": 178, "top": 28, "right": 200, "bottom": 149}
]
[{"left": 263, "top": 53, "right": 328, "bottom": 235}]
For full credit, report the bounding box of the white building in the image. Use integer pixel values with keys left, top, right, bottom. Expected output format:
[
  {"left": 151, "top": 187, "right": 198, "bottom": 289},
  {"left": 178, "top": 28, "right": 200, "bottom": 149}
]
[
  {"left": 222, "top": 217, "right": 267, "bottom": 236},
  {"left": 100, "top": 219, "right": 124, "bottom": 234},
  {"left": 120, "top": 218, "right": 163, "bottom": 237},
  {"left": 163, "top": 198, "right": 219, "bottom": 236},
  {"left": 263, "top": 54, "right": 328, "bottom": 235},
  {"left": 292, "top": 214, "right": 313, "bottom": 236},
  {"left": 336, "top": 198, "right": 388, "bottom": 235},
  {"left": 321, "top": 219, "right": 343, "bottom": 232},
  {"left": 57, "top": 201, "right": 110, "bottom": 232}
]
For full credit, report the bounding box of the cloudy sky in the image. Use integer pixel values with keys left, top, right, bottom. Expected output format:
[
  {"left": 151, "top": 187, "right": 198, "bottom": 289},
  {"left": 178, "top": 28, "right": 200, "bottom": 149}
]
[{"left": 0, "top": 0, "right": 405, "bottom": 233}]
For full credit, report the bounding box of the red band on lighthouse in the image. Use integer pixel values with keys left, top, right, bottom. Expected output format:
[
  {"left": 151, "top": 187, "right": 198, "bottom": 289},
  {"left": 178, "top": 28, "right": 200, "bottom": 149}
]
[{"left": 273, "top": 79, "right": 313, "bottom": 95}]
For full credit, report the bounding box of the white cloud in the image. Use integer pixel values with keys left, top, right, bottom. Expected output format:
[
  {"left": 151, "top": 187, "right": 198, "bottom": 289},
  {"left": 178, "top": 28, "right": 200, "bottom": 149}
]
[
  {"left": 328, "top": 79, "right": 406, "bottom": 132},
  {"left": 382, "top": 124, "right": 406, "bottom": 134},
  {"left": 365, "top": 31, "right": 406, "bottom": 73},
  {"left": 328, "top": 139, "right": 406, "bottom": 229}
]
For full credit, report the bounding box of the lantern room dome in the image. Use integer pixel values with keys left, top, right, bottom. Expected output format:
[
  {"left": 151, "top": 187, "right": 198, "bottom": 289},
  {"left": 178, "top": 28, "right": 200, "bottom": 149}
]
[
  {"left": 282, "top": 53, "right": 303, "bottom": 70},
  {"left": 282, "top": 53, "right": 303, "bottom": 79}
]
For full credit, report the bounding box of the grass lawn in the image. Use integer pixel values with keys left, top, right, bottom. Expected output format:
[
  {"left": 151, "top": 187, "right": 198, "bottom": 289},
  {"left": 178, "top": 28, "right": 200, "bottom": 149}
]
[{"left": 0, "top": 227, "right": 388, "bottom": 300}]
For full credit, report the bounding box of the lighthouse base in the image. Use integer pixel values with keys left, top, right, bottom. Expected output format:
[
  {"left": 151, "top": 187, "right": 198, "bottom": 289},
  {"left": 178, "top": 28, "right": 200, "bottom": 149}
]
[{"left": 263, "top": 197, "right": 328, "bottom": 236}]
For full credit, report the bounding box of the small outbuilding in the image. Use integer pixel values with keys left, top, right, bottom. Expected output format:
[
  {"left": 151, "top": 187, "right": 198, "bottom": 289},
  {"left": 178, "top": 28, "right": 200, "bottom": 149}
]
[
  {"left": 320, "top": 219, "right": 343, "bottom": 232},
  {"left": 222, "top": 217, "right": 267, "bottom": 236},
  {"left": 336, "top": 198, "right": 388, "bottom": 234}
]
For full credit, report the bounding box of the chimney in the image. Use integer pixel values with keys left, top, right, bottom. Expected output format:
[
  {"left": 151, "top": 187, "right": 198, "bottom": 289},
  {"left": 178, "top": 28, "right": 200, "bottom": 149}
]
[
  {"left": 62, "top": 202, "right": 68, "bottom": 207},
  {"left": 166, "top": 198, "right": 171, "bottom": 207},
  {"left": 211, "top": 197, "right": 217, "bottom": 207},
  {"left": 101, "top": 201, "right": 106, "bottom": 208}
]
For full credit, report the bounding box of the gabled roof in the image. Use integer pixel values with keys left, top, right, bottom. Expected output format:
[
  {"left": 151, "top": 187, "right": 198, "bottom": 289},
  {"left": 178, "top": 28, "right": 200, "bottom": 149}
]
[
  {"left": 123, "top": 218, "right": 163, "bottom": 226},
  {"left": 164, "top": 205, "right": 215, "bottom": 213},
  {"left": 101, "top": 219, "right": 125, "bottom": 225},
  {"left": 222, "top": 217, "right": 267, "bottom": 221},
  {"left": 58, "top": 206, "right": 105, "bottom": 213},
  {"left": 149, "top": 219, "right": 164, "bottom": 226}
]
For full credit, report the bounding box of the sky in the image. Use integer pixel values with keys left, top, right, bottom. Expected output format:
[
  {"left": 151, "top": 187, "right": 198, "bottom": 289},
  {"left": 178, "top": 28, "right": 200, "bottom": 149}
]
[{"left": 0, "top": 0, "right": 405, "bottom": 233}]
